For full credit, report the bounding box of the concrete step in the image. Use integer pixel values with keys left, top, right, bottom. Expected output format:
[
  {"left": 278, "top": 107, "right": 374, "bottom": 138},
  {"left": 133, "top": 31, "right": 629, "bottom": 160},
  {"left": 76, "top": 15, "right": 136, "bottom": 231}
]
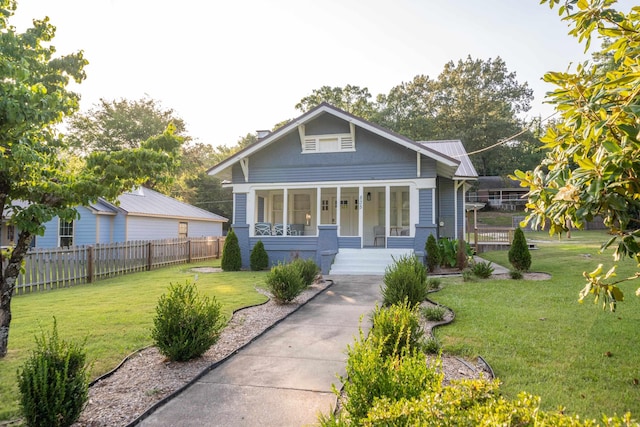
[{"left": 329, "top": 248, "right": 414, "bottom": 275}]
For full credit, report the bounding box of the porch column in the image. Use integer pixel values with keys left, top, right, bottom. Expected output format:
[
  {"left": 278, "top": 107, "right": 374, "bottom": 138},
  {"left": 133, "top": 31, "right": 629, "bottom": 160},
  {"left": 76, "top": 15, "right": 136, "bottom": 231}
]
[
  {"left": 358, "top": 186, "right": 364, "bottom": 248},
  {"left": 316, "top": 187, "right": 322, "bottom": 236},
  {"left": 336, "top": 187, "right": 341, "bottom": 236},
  {"left": 283, "top": 188, "right": 288, "bottom": 235},
  {"left": 385, "top": 185, "right": 390, "bottom": 248}
]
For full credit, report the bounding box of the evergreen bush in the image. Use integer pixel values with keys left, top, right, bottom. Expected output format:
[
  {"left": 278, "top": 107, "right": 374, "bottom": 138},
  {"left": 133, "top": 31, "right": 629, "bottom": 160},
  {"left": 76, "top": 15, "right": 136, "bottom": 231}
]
[
  {"left": 470, "top": 260, "right": 494, "bottom": 278},
  {"left": 17, "top": 319, "right": 89, "bottom": 427},
  {"left": 249, "top": 240, "right": 269, "bottom": 271},
  {"left": 221, "top": 228, "right": 242, "bottom": 271},
  {"left": 292, "top": 257, "right": 320, "bottom": 287},
  {"left": 425, "top": 234, "right": 441, "bottom": 272},
  {"left": 508, "top": 227, "right": 531, "bottom": 272},
  {"left": 265, "top": 262, "right": 306, "bottom": 303},
  {"left": 370, "top": 301, "right": 424, "bottom": 358},
  {"left": 381, "top": 255, "right": 428, "bottom": 307},
  {"left": 421, "top": 305, "right": 446, "bottom": 322},
  {"left": 151, "top": 281, "right": 224, "bottom": 362}
]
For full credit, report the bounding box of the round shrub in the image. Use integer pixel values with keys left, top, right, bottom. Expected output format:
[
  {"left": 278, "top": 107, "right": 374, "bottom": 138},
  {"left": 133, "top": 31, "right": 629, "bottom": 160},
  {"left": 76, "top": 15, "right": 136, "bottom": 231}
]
[
  {"left": 292, "top": 257, "right": 320, "bottom": 287},
  {"left": 508, "top": 227, "right": 531, "bottom": 272},
  {"left": 425, "top": 234, "right": 441, "bottom": 273},
  {"left": 17, "top": 319, "right": 89, "bottom": 427},
  {"left": 265, "top": 262, "right": 306, "bottom": 303},
  {"left": 151, "top": 281, "right": 224, "bottom": 362},
  {"left": 221, "top": 228, "right": 242, "bottom": 271},
  {"left": 370, "top": 301, "right": 424, "bottom": 358},
  {"left": 250, "top": 240, "right": 269, "bottom": 271},
  {"left": 381, "top": 255, "right": 428, "bottom": 307}
]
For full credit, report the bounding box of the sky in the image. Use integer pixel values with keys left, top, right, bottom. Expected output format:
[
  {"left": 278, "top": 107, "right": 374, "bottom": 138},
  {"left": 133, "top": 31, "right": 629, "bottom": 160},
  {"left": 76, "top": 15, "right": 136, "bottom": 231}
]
[{"left": 9, "top": 0, "right": 612, "bottom": 148}]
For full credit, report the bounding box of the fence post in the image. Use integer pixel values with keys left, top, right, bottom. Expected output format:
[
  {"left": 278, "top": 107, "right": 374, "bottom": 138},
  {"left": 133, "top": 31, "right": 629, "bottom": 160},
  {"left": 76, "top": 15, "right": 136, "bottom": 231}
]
[
  {"left": 216, "top": 237, "right": 221, "bottom": 259},
  {"left": 187, "top": 240, "right": 192, "bottom": 264},
  {"left": 474, "top": 228, "right": 479, "bottom": 254},
  {"left": 87, "top": 246, "right": 94, "bottom": 283},
  {"left": 147, "top": 242, "right": 153, "bottom": 271}
]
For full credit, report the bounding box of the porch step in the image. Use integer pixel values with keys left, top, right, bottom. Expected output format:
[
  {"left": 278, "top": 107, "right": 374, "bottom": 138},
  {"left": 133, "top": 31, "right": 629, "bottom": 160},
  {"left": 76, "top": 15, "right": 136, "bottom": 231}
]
[{"left": 328, "top": 248, "right": 414, "bottom": 276}]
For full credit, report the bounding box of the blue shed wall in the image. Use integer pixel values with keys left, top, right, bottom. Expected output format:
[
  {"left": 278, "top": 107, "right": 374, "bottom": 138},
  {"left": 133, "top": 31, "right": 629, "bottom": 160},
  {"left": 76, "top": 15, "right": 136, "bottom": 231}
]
[
  {"left": 97, "top": 215, "right": 113, "bottom": 243},
  {"left": 36, "top": 218, "right": 58, "bottom": 248}
]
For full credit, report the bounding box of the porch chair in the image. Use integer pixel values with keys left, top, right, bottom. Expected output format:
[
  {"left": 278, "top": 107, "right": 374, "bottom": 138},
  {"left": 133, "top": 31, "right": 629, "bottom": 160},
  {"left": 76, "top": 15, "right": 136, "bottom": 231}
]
[
  {"left": 274, "top": 223, "right": 292, "bottom": 236},
  {"left": 255, "top": 222, "right": 272, "bottom": 236},
  {"left": 374, "top": 225, "right": 385, "bottom": 247}
]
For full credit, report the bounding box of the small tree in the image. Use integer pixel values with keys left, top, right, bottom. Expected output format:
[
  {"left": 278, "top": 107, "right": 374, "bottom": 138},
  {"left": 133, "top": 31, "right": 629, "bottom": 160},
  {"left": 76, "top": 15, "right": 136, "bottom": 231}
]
[
  {"left": 250, "top": 240, "right": 269, "bottom": 271},
  {"left": 508, "top": 227, "right": 531, "bottom": 272},
  {"left": 425, "top": 234, "right": 441, "bottom": 273},
  {"left": 221, "top": 228, "right": 242, "bottom": 271}
]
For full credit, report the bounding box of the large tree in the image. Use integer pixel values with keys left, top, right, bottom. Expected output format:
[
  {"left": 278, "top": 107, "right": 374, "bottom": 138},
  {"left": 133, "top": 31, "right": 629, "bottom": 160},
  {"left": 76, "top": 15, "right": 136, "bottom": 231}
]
[
  {"left": 429, "top": 56, "right": 534, "bottom": 176},
  {"left": 295, "top": 84, "right": 377, "bottom": 119},
  {"left": 515, "top": 0, "right": 640, "bottom": 310},
  {"left": 66, "top": 97, "right": 188, "bottom": 154},
  {"left": 0, "top": 1, "right": 182, "bottom": 357}
]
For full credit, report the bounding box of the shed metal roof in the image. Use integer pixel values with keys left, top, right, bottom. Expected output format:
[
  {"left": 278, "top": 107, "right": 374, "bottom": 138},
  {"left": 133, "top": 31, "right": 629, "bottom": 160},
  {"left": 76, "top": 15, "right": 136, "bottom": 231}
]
[{"left": 419, "top": 140, "right": 478, "bottom": 179}]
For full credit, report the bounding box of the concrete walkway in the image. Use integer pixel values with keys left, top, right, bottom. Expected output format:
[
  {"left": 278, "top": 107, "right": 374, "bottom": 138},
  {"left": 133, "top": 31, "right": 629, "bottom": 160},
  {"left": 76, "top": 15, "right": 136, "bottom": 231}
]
[{"left": 139, "top": 275, "right": 382, "bottom": 427}]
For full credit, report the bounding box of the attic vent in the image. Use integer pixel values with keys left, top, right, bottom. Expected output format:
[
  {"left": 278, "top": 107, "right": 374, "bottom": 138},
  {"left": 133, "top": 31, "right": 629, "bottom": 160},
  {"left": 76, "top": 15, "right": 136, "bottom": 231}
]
[
  {"left": 340, "top": 136, "right": 354, "bottom": 150},
  {"left": 304, "top": 137, "right": 318, "bottom": 152}
]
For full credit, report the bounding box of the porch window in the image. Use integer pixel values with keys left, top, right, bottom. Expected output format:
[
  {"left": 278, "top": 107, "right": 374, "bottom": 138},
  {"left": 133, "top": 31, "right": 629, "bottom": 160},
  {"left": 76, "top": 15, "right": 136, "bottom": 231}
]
[
  {"left": 59, "top": 220, "right": 73, "bottom": 247},
  {"left": 390, "top": 186, "right": 410, "bottom": 236}
]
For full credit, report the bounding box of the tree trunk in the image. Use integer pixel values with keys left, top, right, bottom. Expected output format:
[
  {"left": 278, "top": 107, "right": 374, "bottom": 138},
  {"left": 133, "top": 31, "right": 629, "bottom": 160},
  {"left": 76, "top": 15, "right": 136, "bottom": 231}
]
[{"left": 0, "top": 231, "right": 33, "bottom": 358}]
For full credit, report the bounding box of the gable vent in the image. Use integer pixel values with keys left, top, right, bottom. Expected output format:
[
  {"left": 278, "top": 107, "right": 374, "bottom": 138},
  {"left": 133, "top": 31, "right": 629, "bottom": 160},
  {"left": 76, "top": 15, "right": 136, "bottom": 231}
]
[
  {"left": 304, "top": 137, "right": 318, "bottom": 152},
  {"left": 340, "top": 136, "right": 354, "bottom": 151}
]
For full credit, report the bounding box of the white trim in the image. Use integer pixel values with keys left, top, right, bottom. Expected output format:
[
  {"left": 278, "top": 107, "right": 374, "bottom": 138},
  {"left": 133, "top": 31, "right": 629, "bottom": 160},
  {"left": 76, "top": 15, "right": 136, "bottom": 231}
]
[
  {"left": 233, "top": 177, "right": 436, "bottom": 193},
  {"left": 432, "top": 189, "right": 436, "bottom": 225},
  {"left": 416, "top": 152, "right": 421, "bottom": 177},
  {"left": 240, "top": 158, "right": 249, "bottom": 182},
  {"left": 358, "top": 187, "right": 364, "bottom": 248}
]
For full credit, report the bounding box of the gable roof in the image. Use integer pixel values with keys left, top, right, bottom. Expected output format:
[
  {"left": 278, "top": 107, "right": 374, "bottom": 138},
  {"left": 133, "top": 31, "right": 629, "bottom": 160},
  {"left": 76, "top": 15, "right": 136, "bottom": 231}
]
[
  {"left": 207, "top": 102, "right": 471, "bottom": 181},
  {"left": 419, "top": 140, "right": 478, "bottom": 179},
  {"left": 93, "top": 187, "right": 227, "bottom": 222}
]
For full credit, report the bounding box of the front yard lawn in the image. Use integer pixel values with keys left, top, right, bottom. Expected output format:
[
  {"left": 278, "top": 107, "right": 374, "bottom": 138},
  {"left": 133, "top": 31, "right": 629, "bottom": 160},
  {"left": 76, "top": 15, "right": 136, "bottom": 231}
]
[
  {"left": 431, "top": 230, "right": 640, "bottom": 420},
  {"left": 0, "top": 260, "right": 268, "bottom": 421}
]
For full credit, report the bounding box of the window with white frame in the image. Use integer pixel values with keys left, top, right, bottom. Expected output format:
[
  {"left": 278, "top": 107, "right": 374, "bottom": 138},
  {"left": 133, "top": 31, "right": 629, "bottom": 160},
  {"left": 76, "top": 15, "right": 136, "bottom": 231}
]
[{"left": 59, "top": 220, "right": 73, "bottom": 247}]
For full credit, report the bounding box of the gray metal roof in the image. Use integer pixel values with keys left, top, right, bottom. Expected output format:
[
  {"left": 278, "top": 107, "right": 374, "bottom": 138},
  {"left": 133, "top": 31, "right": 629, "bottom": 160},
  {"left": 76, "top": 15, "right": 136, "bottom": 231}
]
[
  {"left": 95, "top": 187, "right": 227, "bottom": 222},
  {"left": 419, "top": 140, "right": 478, "bottom": 179}
]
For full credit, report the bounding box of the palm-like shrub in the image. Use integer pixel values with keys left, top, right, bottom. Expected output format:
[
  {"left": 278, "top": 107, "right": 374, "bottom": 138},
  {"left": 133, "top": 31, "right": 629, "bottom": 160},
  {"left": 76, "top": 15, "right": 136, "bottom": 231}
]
[
  {"left": 425, "top": 234, "right": 441, "bottom": 272},
  {"left": 250, "top": 240, "right": 269, "bottom": 271},
  {"left": 17, "top": 319, "right": 89, "bottom": 427},
  {"left": 508, "top": 227, "right": 531, "bottom": 272},
  {"left": 381, "top": 255, "right": 428, "bottom": 307},
  {"left": 221, "top": 228, "right": 242, "bottom": 271},
  {"left": 151, "top": 281, "right": 224, "bottom": 362}
]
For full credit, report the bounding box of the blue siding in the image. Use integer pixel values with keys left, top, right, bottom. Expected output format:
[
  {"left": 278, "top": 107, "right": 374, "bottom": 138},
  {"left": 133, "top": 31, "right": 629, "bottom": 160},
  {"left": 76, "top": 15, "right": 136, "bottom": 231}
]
[
  {"left": 420, "top": 155, "right": 437, "bottom": 179},
  {"left": 438, "top": 178, "right": 456, "bottom": 239},
  {"left": 74, "top": 207, "right": 97, "bottom": 246},
  {"left": 419, "top": 189, "right": 433, "bottom": 224},
  {"left": 113, "top": 213, "right": 126, "bottom": 242},
  {"left": 305, "top": 113, "right": 350, "bottom": 134},
  {"left": 251, "top": 236, "right": 318, "bottom": 266},
  {"left": 126, "top": 217, "right": 220, "bottom": 240},
  {"left": 97, "top": 215, "right": 113, "bottom": 243},
  {"left": 387, "top": 237, "right": 414, "bottom": 249},
  {"left": 189, "top": 221, "right": 223, "bottom": 237},
  {"left": 235, "top": 127, "right": 420, "bottom": 183},
  {"left": 36, "top": 218, "right": 58, "bottom": 248},
  {"left": 338, "top": 237, "right": 361, "bottom": 249},
  {"left": 234, "top": 193, "right": 247, "bottom": 224}
]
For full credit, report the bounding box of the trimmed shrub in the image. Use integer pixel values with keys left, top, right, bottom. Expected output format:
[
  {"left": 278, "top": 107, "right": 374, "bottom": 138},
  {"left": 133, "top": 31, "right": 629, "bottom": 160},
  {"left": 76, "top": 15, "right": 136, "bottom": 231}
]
[
  {"left": 421, "top": 305, "right": 446, "bottom": 322},
  {"left": 370, "top": 301, "right": 424, "bottom": 358},
  {"left": 250, "top": 240, "right": 269, "bottom": 271},
  {"left": 265, "top": 262, "right": 306, "bottom": 303},
  {"left": 335, "top": 330, "right": 442, "bottom": 423},
  {"left": 151, "top": 281, "right": 224, "bottom": 362},
  {"left": 509, "top": 227, "right": 531, "bottom": 272},
  {"left": 292, "top": 257, "right": 320, "bottom": 287},
  {"left": 470, "top": 260, "right": 494, "bottom": 278},
  {"left": 221, "top": 228, "right": 242, "bottom": 271},
  {"left": 17, "top": 319, "right": 89, "bottom": 427},
  {"left": 426, "top": 277, "right": 441, "bottom": 291},
  {"left": 381, "top": 255, "right": 428, "bottom": 307},
  {"left": 510, "top": 269, "right": 524, "bottom": 280},
  {"left": 425, "top": 234, "right": 441, "bottom": 272}
]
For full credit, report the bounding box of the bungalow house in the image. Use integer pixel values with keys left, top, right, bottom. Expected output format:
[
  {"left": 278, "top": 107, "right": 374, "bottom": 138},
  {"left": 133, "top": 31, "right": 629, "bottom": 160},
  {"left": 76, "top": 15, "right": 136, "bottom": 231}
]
[
  {"left": 1, "top": 187, "right": 227, "bottom": 249},
  {"left": 207, "top": 102, "right": 477, "bottom": 274}
]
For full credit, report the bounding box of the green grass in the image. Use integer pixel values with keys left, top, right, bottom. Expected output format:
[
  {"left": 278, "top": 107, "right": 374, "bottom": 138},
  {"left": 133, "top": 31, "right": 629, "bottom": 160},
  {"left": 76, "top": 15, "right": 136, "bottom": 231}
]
[
  {"left": 431, "top": 230, "right": 640, "bottom": 420},
  {"left": 0, "top": 259, "right": 268, "bottom": 422}
]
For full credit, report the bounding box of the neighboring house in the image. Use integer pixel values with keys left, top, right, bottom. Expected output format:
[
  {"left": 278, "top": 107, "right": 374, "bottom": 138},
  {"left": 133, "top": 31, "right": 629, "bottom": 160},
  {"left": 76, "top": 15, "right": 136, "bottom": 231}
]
[
  {"left": 207, "top": 102, "right": 477, "bottom": 273},
  {"left": 1, "top": 187, "right": 227, "bottom": 249},
  {"left": 466, "top": 175, "right": 527, "bottom": 211}
]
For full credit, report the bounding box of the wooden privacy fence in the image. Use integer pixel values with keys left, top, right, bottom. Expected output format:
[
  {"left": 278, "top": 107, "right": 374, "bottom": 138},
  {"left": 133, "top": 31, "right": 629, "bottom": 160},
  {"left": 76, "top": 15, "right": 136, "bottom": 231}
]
[{"left": 9, "top": 236, "right": 225, "bottom": 295}]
